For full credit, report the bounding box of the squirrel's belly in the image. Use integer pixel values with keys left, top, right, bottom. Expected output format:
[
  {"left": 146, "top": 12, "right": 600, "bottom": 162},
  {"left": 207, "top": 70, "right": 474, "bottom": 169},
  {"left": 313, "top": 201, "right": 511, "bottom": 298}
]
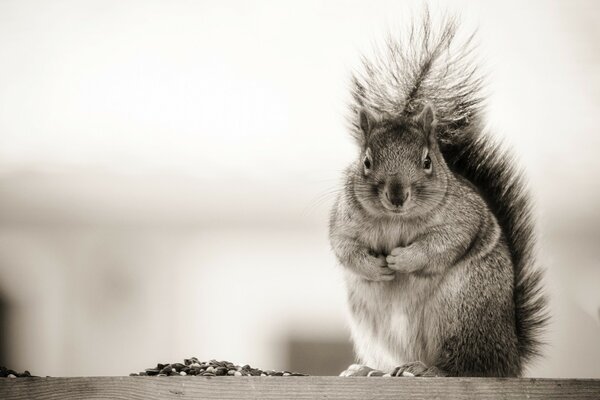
[{"left": 346, "top": 276, "right": 434, "bottom": 370}]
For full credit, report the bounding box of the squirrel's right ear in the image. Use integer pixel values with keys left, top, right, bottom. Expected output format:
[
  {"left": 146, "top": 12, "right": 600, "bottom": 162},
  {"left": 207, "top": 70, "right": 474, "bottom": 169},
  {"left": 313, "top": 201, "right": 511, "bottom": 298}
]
[
  {"left": 358, "top": 107, "right": 377, "bottom": 137},
  {"left": 417, "top": 103, "right": 437, "bottom": 133}
]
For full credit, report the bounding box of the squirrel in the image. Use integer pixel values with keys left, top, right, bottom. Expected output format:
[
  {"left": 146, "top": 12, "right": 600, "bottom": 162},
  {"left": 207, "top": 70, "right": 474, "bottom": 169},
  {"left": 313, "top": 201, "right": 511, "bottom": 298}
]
[{"left": 329, "top": 14, "right": 548, "bottom": 377}]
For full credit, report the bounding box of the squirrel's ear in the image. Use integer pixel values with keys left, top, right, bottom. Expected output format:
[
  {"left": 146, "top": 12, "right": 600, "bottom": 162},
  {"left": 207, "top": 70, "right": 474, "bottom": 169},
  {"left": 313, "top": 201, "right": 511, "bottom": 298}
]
[
  {"left": 358, "top": 107, "right": 377, "bottom": 137},
  {"left": 417, "top": 103, "right": 437, "bottom": 133}
]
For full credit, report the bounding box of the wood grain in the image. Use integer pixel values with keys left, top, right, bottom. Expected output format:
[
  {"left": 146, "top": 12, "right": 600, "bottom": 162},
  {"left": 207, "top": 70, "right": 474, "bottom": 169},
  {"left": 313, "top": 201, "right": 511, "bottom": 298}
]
[{"left": 1, "top": 376, "right": 599, "bottom": 400}]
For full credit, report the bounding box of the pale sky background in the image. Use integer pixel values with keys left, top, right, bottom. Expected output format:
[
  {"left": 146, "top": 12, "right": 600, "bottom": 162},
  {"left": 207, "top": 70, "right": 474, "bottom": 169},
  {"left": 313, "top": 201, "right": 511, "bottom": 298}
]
[{"left": 0, "top": 0, "right": 598, "bottom": 378}]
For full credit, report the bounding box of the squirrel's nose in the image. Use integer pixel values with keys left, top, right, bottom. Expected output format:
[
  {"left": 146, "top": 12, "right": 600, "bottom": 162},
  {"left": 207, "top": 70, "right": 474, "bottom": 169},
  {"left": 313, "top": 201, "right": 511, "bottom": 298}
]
[{"left": 385, "top": 185, "right": 410, "bottom": 207}]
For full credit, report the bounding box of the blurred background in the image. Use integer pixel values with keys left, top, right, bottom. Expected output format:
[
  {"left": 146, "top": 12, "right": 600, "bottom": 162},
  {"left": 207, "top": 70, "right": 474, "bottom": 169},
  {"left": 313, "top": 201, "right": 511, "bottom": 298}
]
[{"left": 0, "top": 0, "right": 599, "bottom": 378}]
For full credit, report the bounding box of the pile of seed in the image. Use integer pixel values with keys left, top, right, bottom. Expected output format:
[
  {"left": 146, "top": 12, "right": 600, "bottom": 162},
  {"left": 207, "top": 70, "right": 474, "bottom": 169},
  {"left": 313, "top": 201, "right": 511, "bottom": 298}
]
[
  {"left": 129, "top": 358, "right": 307, "bottom": 377},
  {"left": 0, "top": 366, "right": 33, "bottom": 378}
]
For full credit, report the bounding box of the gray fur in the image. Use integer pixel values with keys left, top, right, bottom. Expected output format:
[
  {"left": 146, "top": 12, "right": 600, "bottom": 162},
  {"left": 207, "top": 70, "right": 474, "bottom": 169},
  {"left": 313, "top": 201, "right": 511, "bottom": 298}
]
[{"left": 330, "top": 13, "right": 547, "bottom": 377}]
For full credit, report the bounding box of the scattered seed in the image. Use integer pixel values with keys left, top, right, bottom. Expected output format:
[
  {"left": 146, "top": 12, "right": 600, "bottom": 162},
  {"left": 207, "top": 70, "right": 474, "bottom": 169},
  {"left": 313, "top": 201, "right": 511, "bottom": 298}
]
[
  {"left": 0, "top": 367, "right": 37, "bottom": 378},
  {"left": 159, "top": 366, "right": 172, "bottom": 375},
  {"left": 128, "top": 358, "right": 308, "bottom": 378}
]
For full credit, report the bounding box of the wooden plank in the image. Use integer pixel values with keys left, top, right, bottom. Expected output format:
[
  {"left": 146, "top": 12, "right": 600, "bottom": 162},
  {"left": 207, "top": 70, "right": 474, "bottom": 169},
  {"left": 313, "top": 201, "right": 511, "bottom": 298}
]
[{"left": 1, "top": 376, "right": 599, "bottom": 400}]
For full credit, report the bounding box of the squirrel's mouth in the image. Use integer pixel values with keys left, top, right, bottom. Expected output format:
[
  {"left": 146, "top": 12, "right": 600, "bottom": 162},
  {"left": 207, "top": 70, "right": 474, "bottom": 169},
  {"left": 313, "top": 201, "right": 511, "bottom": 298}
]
[
  {"left": 378, "top": 185, "right": 413, "bottom": 215},
  {"left": 380, "top": 197, "right": 411, "bottom": 215},
  {"left": 385, "top": 207, "right": 409, "bottom": 215}
]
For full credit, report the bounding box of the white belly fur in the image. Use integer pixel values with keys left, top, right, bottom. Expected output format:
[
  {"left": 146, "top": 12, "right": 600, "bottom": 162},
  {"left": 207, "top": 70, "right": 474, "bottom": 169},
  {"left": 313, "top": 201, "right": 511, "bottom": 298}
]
[
  {"left": 345, "top": 271, "right": 441, "bottom": 371},
  {"left": 344, "top": 216, "right": 445, "bottom": 371}
]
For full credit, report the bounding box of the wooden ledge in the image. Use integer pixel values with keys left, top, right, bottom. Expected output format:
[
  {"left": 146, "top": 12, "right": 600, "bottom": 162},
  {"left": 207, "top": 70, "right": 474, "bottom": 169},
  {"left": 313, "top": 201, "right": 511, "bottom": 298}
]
[{"left": 1, "top": 376, "right": 599, "bottom": 399}]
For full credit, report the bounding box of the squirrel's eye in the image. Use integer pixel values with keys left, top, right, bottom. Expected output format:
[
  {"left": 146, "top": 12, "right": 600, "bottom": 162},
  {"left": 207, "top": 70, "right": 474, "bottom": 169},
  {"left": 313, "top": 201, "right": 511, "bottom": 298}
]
[
  {"left": 423, "top": 155, "right": 432, "bottom": 171},
  {"left": 363, "top": 156, "right": 371, "bottom": 170}
]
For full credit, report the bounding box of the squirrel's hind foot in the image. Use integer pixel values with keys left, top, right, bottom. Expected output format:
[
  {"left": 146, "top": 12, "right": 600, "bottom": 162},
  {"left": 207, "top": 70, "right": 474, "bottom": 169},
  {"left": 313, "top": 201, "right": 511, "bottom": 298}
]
[
  {"left": 340, "top": 361, "right": 446, "bottom": 377},
  {"left": 339, "top": 364, "right": 384, "bottom": 377},
  {"left": 390, "top": 361, "right": 446, "bottom": 377}
]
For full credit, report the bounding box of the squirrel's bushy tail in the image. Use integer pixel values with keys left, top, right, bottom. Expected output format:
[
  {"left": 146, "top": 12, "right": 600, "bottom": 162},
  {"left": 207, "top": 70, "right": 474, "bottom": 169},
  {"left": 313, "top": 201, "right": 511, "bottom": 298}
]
[{"left": 349, "top": 12, "right": 548, "bottom": 368}]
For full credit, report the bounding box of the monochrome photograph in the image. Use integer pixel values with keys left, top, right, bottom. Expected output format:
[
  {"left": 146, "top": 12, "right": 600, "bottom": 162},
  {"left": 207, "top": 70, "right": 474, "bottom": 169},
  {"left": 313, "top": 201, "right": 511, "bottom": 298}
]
[{"left": 0, "top": 0, "right": 598, "bottom": 398}]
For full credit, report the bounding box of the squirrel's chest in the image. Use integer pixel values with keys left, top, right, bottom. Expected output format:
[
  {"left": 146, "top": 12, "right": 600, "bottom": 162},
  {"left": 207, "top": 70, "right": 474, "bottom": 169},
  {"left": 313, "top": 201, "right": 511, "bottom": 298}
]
[{"left": 358, "top": 220, "right": 419, "bottom": 255}]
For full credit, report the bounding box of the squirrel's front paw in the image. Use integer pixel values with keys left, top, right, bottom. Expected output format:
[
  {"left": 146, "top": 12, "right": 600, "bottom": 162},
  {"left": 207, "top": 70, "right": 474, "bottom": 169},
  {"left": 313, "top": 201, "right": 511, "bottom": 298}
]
[
  {"left": 386, "top": 246, "right": 424, "bottom": 273},
  {"left": 361, "top": 255, "right": 396, "bottom": 281}
]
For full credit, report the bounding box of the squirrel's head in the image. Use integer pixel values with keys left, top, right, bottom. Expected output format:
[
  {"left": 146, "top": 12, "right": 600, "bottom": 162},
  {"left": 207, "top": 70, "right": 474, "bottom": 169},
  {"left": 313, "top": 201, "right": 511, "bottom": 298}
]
[{"left": 352, "top": 103, "right": 450, "bottom": 218}]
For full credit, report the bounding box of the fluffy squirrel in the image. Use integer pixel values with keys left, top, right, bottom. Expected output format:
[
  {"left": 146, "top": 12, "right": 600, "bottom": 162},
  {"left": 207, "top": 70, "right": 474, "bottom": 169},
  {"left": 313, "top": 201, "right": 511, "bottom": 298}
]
[{"left": 329, "top": 15, "right": 548, "bottom": 377}]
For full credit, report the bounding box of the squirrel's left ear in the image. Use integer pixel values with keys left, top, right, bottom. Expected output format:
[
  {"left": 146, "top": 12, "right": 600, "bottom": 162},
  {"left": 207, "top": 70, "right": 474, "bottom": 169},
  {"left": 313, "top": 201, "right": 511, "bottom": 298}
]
[{"left": 358, "top": 107, "right": 377, "bottom": 138}]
